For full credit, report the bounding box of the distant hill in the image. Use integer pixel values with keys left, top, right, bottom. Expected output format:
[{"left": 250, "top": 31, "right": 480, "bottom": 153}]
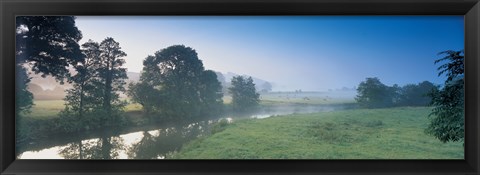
[
  {"left": 126, "top": 72, "right": 140, "bottom": 83},
  {"left": 28, "top": 83, "right": 67, "bottom": 100},
  {"left": 220, "top": 72, "right": 272, "bottom": 93}
]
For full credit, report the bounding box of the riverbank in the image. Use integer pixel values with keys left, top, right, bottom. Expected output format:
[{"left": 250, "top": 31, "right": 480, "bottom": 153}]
[
  {"left": 16, "top": 98, "right": 357, "bottom": 157},
  {"left": 172, "top": 107, "right": 463, "bottom": 159}
]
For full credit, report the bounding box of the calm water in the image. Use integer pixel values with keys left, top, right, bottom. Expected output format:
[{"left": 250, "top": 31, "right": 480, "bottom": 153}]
[{"left": 17, "top": 104, "right": 355, "bottom": 159}]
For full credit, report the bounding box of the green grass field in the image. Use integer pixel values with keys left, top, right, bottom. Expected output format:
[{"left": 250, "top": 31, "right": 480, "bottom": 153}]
[
  {"left": 29, "top": 100, "right": 143, "bottom": 119},
  {"left": 29, "top": 100, "right": 66, "bottom": 119},
  {"left": 259, "top": 91, "right": 356, "bottom": 105},
  {"left": 172, "top": 107, "right": 463, "bottom": 159}
]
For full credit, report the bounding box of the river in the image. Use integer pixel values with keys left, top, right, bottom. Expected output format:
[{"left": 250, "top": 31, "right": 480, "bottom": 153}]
[{"left": 17, "top": 103, "right": 356, "bottom": 159}]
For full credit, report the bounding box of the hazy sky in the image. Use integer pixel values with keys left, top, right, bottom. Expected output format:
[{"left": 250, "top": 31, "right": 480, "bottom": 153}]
[{"left": 75, "top": 16, "right": 464, "bottom": 91}]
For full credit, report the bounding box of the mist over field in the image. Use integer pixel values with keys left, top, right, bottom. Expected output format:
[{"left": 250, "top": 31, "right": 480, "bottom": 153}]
[{"left": 16, "top": 16, "right": 464, "bottom": 160}]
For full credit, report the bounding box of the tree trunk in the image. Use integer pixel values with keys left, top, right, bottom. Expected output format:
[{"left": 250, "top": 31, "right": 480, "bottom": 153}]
[{"left": 104, "top": 57, "right": 113, "bottom": 125}]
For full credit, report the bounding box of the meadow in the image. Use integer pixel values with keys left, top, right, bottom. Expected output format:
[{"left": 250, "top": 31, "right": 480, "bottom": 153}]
[
  {"left": 23, "top": 92, "right": 463, "bottom": 160},
  {"left": 29, "top": 99, "right": 143, "bottom": 119},
  {"left": 172, "top": 107, "right": 463, "bottom": 159}
]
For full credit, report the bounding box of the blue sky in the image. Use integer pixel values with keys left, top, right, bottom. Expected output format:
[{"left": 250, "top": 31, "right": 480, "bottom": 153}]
[{"left": 75, "top": 16, "right": 464, "bottom": 91}]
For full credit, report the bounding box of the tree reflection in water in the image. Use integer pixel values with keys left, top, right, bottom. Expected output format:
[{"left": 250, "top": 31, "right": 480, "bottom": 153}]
[
  {"left": 58, "top": 120, "right": 211, "bottom": 159},
  {"left": 127, "top": 122, "right": 210, "bottom": 159},
  {"left": 59, "top": 134, "right": 125, "bottom": 159}
]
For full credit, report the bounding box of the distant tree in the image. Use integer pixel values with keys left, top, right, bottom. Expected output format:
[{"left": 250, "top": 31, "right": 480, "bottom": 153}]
[
  {"left": 229, "top": 76, "right": 260, "bottom": 112},
  {"left": 15, "top": 16, "right": 83, "bottom": 114},
  {"left": 98, "top": 37, "right": 128, "bottom": 125},
  {"left": 355, "top": 77, "right": 394, "bottom": 108},
  {"left": 390, "top": 84, "right": 402, "bottom": 105},
  {"left": 260, "top": 82, "right": 273, "bottom": 93},
  {"left": 132, "top": 45, "right": 224, "bottom": 121},
  {"left": 396, "top": 81, "right": 436, "bottom": 106},
  {"left": 427, "top": 50, "right": 464, "bottom": 143},
  {"left": 214, "top": 71, "right": 228, "bottom": 94}
]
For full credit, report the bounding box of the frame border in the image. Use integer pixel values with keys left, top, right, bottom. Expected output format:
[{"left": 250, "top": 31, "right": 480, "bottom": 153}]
[{"left": 1, "top": 0, "right": 479, "bottom": 174}]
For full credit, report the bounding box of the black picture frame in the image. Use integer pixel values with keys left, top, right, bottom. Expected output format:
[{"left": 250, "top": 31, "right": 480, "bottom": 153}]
[{"left": 1, "top": 0, "right": 479, "bottom": 174}]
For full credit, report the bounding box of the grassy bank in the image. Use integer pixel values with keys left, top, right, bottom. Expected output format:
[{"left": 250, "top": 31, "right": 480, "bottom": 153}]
[{"left": 173, "top": 107, "right": 463, "bottom": 159}]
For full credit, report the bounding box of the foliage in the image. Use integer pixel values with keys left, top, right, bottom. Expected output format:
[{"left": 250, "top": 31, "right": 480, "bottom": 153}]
[
  {"left": 396, "top": 81, "right": 437, "bottom": 106},
  {"left": 127, "top": 81, "right": 162, "bottom": 116},
  {"left": 130, "top": 45, "right": 224, "bottom": 121},
  {"left": 355, "top": 77, "right": 395, "bottom": 108},
  {"left": 16, "top": 65, "right": 34, "bottom": 115},
  {"left": 228, "top": 76, "right": 260, "bottom": 113},
  {"left": 59, "top": 38, "right": 128, "bottom": 132},
  {"left": 427, "top": 50, "right": 464, "bottom": 143},
  {"left": 15, "top": 16, "right": 83, "bottom": 114},
  {"left": 198, "top": 70, "right": 225, "bottom": 116},
  {"left": 356, "top": 77, "right": 436, "bottom": 108},
  {"left": 16, "top": 16, "right": 83, "bottom": 82},
  {"left": 98, "top": 37, "right": 129, "bottom": 125}
]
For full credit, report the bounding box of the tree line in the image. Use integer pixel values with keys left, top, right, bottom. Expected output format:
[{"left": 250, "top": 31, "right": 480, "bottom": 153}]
[
  {"left": 15, "top": 16, "right": 463, "bottom": 144},
  {"left": 355, "top": 50, "right": 464, "bottom": 143},
  {"left": 127, "top": 45, "right": 261, "bottom": 122},
  {"left": 58, "top": 38, "right": 128, "bottom": 132},
  {"left": 16, "top": 16, "right": 260, "bottom": 136},
  {"left": 355, "top": 78, "right": 436, "bottom": 108}
]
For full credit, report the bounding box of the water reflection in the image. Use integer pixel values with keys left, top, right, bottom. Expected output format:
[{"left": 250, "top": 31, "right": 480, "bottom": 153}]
[
  {"left": 58, "top": 135, "right": 125, "bottom": 159},
  {"left": 18, "top": 104, "right": 355, "bottom": 159},
  {"left": 127, "top": 121, "right": 216, "bottom": 159},
  {"left": 19, "top": 120, "right": 215, "bottom": 159}
]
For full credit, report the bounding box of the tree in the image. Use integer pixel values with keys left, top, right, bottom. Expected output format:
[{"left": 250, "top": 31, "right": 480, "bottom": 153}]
[
  {"left": 131, "top": 45, "right": 224, "bottom": 121},
  {"left": 98, "top": 37, "right": 128, "bottom": 126},
  {"left": 427, "top": 50, "right": 464, "bottom": 143},
  {"left": 228, "top": 76, "right": 260, "bottom": 113},
  {"left": 16, "top": 16, "right": 83, "bottom": 80},
  {"left": 260, "top": 82, "right": 273, "bottom": 93},
  {"left": 15, "top": 16, "right": 83, "bottom": 114},
  {"left": 16, "top": 65, "right": 33, "bottom": 115},
  {"left": 127, "top": 81, "right": 161, "bottom": 116},
  {"left": 397, "top": 81, "right": 436, "bottom": 106},
  {"left": 59, "top": 40, "right": 105, "bottom": 132},
  {"left": 355, "top": 77, "right": 394, "bottom": 108},
  {"left": 198, "top": 70, "right": 224, "bottom": 116}
]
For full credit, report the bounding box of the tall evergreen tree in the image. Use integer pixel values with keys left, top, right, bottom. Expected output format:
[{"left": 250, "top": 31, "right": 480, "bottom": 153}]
[
  {"left": 59, "top": 40, "right": 104, "bottom": 132},
  {"left": 98, "top": 37, "right": 128, "bottom": 125}
]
